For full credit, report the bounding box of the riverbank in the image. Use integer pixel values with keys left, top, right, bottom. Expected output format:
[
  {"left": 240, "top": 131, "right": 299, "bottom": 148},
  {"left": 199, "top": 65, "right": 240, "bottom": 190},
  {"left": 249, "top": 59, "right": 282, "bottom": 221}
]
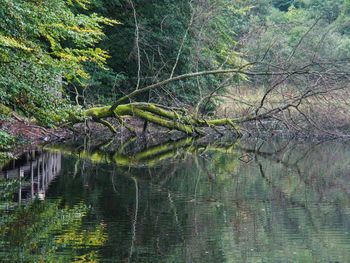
[
  {"left": 0, "top": 116, "right": 71, "bottom": 165},
  {"left": 1, "top": 108, "right": 348, "bottom": 167}
]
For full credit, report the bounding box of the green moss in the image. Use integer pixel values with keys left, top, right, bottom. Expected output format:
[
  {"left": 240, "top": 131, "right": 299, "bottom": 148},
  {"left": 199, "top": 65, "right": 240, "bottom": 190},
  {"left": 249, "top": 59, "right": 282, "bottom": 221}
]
[{"left": 78, "top": 103, "right": 242, "bottom": 136}]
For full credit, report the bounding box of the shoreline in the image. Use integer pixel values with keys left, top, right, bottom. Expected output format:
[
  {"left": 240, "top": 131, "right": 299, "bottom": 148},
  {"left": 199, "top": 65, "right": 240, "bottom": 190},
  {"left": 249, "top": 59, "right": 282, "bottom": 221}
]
[
  {"left": 0, "top": 117, "right": 71, "bottom": 164},
  {"left": 1, "top": 115, "right": 349, "bottom": 166}
]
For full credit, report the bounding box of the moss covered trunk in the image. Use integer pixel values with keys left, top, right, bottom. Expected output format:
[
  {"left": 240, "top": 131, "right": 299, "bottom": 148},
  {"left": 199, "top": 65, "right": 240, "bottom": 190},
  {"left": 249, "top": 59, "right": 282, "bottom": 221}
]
[{"left": 70, "top": 102, "right": 242, "bottom": 137}]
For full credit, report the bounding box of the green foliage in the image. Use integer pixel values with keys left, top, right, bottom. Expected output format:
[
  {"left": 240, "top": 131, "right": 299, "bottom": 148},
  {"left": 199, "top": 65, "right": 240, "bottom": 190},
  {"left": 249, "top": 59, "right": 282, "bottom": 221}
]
[
  {"left": 0, "top": 153, "right": 12, "bottom": 167},
  {"left": 0, "top": 104, "right": 12, "bottom": 123},
  {"left": 85, "top": 0, "right": 247, "bottom": 107},
  {"left": 0, "top": 179, "right": 18, "bottom": 202},
  {"left": 241, "top": 0, "right": 350, "bottom": 76},
  {"left": 0, "top": 131, "right": 15, "bottom": 166},
  {"left": 0, "top": 0, "right": 117, "bottom": 125},
  {"left": 0, "top": 104, "right": 12, "bottom": 117},
  {"left": 0, "top": 130, "right": 15, "bottom": 151},
  {"left": 1, "top": 0, "right": 349, "bottom": 121}
]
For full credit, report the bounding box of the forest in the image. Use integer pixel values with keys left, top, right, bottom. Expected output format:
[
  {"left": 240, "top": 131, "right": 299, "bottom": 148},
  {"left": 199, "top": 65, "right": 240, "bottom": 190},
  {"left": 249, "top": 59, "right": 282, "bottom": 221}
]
[
  {"left": 1, "top": 0, "right": 350, "bottom": 154},
  {"left": 2, "top": 1, "right": 350, "bottom": 262}
]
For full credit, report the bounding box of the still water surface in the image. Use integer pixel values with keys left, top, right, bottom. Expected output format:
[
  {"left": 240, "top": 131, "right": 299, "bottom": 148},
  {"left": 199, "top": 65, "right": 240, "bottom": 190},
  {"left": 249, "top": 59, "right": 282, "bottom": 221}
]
[{"left": 1, "top": 138, "right": 350, "bottom": 262}]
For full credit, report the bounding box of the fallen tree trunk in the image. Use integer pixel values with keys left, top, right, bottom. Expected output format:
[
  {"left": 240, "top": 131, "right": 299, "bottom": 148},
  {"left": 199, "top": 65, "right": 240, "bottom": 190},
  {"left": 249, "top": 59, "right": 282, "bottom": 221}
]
[
  {"left": 65, "top": 64, "right": 337, "bottom": 137},
  {"left": 73, "top": 102, "right": 242, "bottom": 136}
]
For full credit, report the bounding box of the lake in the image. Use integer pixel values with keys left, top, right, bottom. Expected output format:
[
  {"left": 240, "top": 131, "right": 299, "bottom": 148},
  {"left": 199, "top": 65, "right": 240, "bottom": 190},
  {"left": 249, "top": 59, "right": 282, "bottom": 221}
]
[{"left": 1, "top": 137, "right": 350, "bottom": 262}]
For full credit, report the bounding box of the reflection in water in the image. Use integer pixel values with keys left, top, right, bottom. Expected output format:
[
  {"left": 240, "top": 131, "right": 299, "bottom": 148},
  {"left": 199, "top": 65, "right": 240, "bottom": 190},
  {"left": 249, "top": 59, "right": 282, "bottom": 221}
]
[
  {"left": 1, "top": 138, "right": 350, "bottom": 262},
  {"left": 0, "top": 151, "right": 61, "bottom": 201}
]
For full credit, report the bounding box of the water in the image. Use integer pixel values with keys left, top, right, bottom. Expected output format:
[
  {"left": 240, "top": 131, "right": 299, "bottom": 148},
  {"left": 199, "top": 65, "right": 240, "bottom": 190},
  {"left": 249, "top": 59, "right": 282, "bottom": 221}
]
[{"left": 1, "top": 137, "right": 350, "bottom": 262}]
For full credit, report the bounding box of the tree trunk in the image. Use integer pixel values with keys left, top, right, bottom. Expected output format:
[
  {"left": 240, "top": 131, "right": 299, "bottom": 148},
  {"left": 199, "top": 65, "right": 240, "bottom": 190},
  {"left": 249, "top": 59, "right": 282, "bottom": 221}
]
[{"left": 74, "top": 102, "right": 241, "bottom": 136}]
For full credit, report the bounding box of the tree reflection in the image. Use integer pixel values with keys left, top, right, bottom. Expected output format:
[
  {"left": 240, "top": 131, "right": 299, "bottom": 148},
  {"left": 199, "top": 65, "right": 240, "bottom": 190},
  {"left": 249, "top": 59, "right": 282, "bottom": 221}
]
[
  {"left": 2, "top": 137, "right": 350, "bottom": 262},
  {"left": 0, "top": 151, "right": 107, "bottom": 262},
  {"left": 0, "top": 151, "right": 61, "bottom": 202}
]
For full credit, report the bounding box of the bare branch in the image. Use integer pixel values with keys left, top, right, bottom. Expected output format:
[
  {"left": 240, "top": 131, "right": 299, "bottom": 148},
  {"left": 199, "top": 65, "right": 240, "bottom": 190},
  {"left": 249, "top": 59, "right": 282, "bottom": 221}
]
[
  {"left": 170, "top": 0, "right": 194, "bottom": 79},
  {"left": 129, "top": 0, "right": 141, "bottom": 90},
  {"left": 110, "top": 62, "right": 326, "bottom": 111}
]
